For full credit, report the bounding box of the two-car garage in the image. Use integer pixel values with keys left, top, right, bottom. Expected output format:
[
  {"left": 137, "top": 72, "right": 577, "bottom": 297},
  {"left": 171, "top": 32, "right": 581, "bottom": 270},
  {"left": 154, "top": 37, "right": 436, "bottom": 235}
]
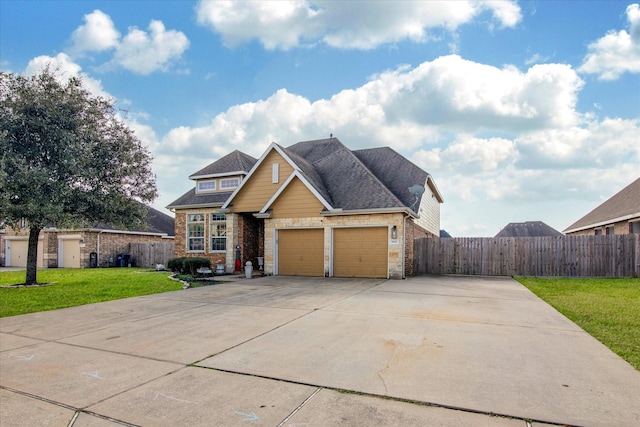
[{"left": 276, "top": 227, "right": 389, "bottom": 278}]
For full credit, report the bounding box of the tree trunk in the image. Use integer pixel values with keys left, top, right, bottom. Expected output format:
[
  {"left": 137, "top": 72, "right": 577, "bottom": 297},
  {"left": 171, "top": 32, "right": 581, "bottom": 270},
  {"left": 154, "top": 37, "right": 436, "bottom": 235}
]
[{"left": 25, "top": 227, "right": 41, "bottom": 285}]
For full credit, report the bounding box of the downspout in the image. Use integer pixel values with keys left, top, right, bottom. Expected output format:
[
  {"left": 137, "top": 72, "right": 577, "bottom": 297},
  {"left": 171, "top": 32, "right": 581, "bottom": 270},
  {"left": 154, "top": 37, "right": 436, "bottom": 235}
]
[
  {"left": 97, "top": 230, "right": 105, "bottom": 267},
  {"left": 402, "top": 214, "right": 407, "bottom": 279}
]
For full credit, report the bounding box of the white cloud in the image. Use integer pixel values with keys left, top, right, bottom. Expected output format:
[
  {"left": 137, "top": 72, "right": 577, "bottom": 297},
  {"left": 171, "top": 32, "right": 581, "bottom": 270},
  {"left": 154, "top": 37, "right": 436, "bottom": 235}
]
[
  {"left": 144, "top": 53, "right": 636, "bottom": 235},
  {"left": 113, "top": 20, "right": 190, "bottom": 75},
  {"left": 195, "top": 0, "right": 521, "bottom": 50},
  {"left": 69, "top": 10, "right": 120, "bottom": 56},
  {"left": 65, "top": 10, "right": 189, "bottom": 75},
  {"left": 152, "top": 55, "right": 587, "bottom": 165},
  {"left": 579, "top": 3, "right": 640, "bottom": 79},
  {"left": 525, "top": 53, "right": 552, "bottom": 65},
  {"left": 24, "top": 53, "right": 111, "bottom": 99},
  {"left": 383, "top": 56, "right": 583, "bottom": 131}
]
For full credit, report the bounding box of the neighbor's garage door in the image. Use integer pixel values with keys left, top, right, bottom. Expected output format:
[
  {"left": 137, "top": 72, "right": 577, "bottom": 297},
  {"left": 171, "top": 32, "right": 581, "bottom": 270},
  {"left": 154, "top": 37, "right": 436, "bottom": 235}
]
[
  {"left": 333, "top": 227, "right": 388, "bottom": 278},
  {"left": 6, "top": 239, "right": 44, "bottom": 267},
  {"left": 61, "top": 239, "right": 81, "bottom": 268},
  {"left": 277, "top": 229, "right": 324, "bottom": 276}
]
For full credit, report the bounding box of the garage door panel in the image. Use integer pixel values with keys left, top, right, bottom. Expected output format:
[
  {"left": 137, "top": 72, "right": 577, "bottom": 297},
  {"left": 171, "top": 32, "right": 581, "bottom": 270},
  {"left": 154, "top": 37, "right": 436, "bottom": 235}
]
[
  {"left": 278, "top": 229, "right": 324, "bottom": 277},
  {"left": 333, "top": 227, "right": 388, "bottom": 279},
  {"left": 7, "top": 240, "right": 44, "bottom": 268},
  {"left": 62, "top": 239, "right": 81, "bottom": 268}
]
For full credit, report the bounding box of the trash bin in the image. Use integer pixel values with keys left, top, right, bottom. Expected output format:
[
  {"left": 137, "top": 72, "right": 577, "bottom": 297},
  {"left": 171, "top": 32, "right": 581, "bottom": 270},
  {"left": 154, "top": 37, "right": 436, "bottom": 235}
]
[
  {"left": 116, "top": 254, "right": 124, "bottom": 267},
  {"left": 245, "top": 261, "right": 253, "bottom": 279},
  {"left": 89, "top": 252, "right": 98, "bottom": 268},
  {"left": 124, "top": 254, "right": 131, "bottom": 267}
]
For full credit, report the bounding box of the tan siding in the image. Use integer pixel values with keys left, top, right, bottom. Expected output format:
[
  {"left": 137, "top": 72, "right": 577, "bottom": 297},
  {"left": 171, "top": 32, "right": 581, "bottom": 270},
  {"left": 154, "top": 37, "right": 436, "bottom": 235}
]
[
  {"left": 334, "top": 227, "right": 388, "bottom": 278},
  {"left": 278, "top": 229, "right": 324, "bottom": 276},
  {"left": 270, "top": 178, "right": 324, "bottom": 219},
  {"left": 231, "top": 151, "right": 294, "bottom": 213}
]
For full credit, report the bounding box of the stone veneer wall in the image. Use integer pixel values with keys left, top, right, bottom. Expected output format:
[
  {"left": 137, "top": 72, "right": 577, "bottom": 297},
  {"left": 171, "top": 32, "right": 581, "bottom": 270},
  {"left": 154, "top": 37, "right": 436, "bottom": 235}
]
[{"left": 264, "top": 212, "right": 407, "bottom": 279}]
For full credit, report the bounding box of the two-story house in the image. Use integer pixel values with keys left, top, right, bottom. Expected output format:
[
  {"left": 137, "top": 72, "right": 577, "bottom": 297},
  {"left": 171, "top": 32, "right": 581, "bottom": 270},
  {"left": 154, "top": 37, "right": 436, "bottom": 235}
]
[{"left": 167, "top": 137, "right": 443, "bottom": 279}]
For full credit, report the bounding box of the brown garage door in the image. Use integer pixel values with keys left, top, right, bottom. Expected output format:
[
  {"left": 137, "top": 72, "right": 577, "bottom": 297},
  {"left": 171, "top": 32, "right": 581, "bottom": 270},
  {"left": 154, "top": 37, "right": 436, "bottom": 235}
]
[
  {"left": 277, "top": 229, "right": 324, "bottom": 276},
  {"left": 333, "top": 227, "right": 388, "bottom": 278}
]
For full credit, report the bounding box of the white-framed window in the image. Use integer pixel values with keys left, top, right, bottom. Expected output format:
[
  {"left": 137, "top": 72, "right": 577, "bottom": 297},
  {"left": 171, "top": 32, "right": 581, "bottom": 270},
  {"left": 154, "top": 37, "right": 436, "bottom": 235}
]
[
  {"left": 272, "top": 163, "right": 279, "bottom": 183},
  {"left": 220, "top": 178, "right": 240, "bottom": 190},
  {"left": 187, "top": 213, "right": 205, "bottom": 251},
  {"left": 210, "top": 213, "right": 227, "bottom": 252},
  {"left": 605, "top": 226, "right": 614, "bottom": 235},
  {"left": 197, "top": 180, "right": 216, "bottom": 193}
]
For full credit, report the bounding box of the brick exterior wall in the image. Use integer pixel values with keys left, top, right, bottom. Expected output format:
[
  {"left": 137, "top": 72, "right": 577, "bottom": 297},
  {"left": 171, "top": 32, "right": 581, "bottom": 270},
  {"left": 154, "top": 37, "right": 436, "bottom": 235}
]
[
  {"left": 404, "top": 218, "right": 437, "bottom": 277},
  {"left": 173, "top": 209, "right": 228, "bottom": 271},
  {"left": 1, "top": 227, "right": 171, "bottom": 268},
  {"left": 567, "top": 218, "right": 640, "bottom": 236}
]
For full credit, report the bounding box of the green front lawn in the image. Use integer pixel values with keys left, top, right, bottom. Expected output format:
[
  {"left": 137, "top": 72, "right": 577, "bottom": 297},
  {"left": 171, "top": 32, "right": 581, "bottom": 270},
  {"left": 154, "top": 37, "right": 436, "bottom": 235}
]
[
  {"left": 516, "top": 277, "right": 640, "bottom": 370},
  {"left": 0, "top": 268, "right": 183, "bottom": 317}
]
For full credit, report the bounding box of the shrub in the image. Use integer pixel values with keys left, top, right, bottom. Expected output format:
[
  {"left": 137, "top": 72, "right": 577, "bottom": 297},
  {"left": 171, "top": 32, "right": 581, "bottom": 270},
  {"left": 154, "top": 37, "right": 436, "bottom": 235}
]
[
  {"left": 167, "top": 257, "right": 211, "bottom": 275},
  {"left": 183, "top": 258, "right": 211, "bottom": 275},
  {"left": 167, "top": 257, "right": 187, "bottom": 273}
]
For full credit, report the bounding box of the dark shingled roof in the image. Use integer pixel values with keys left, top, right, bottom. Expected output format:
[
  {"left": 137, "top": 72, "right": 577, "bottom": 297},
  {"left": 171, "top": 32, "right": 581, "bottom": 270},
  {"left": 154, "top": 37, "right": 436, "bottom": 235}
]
[
  {"left": 145, "top": 206, "right": 176, "bottom": 235},
  {"left": 168, "top": 150, "right": 258, "bottom": 209},
  {"left": 440, "top": 229, "right": 452, "bottom": 238},
  {"left": 495, "top": 221, "right": 563, "bottom": 238},
  {"left": 167, "top": 188, "right": 233, "bottom": 209},
  {"left": 564, "top": 177, "right": 640, "bottom": 232},
  {"left": 169, "top": 137, "right": 439, "bottom": 213},
  {"left": 189, "top": 150, "right": 257, "bottom": 178},
  {"left": 89, "top": 205, "right": 175, "bottom": 235},
  {"left": 353, "top": 147, "right": 429, "bottom": 209}
]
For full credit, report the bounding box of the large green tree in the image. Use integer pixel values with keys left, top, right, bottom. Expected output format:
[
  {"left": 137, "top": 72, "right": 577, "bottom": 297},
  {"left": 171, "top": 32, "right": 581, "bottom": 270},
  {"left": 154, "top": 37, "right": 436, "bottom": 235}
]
[{"left": 0, "top": 69, "right": 157, "bottom": 284}]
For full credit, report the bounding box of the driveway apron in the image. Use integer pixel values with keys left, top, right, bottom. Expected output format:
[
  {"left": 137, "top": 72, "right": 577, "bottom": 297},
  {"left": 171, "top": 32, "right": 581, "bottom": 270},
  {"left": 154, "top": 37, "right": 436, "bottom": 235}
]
[{"left": 1, "top": 275, "right": 639, "bottom": 426}]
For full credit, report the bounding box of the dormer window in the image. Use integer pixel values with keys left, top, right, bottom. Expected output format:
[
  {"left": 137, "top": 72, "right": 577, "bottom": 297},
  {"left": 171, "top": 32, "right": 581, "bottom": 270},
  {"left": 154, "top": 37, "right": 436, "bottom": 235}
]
[
  {"left": 197, "top": 180, "right": 216, "bottom": 193},
  {"left": 220, "top": 177, "right": 240, "bottom": 190}
]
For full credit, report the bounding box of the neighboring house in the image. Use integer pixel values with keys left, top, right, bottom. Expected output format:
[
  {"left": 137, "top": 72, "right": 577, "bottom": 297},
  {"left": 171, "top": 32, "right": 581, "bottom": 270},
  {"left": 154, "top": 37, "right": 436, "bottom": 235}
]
[
  {"left": 167, "top": 137, "right": 443, "bottom": 278},
  {"left": 440, "top": 230, "right": 452, "bottom": 238},
  {"left": 564, "top": 177, "right": 640, "bottom": 236},
  {"left": 495, "top": 221, "right": 563, "bottom": 238},
  {"left": 1, "top": 206, "right": 174, "bottom": 268}
]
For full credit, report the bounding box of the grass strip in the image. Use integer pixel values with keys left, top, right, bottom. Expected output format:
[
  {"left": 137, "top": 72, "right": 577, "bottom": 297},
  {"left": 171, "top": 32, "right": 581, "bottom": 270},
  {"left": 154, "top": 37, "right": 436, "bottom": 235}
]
[
  {"left": 0, "top": 268, "right": 182, "bottom": 318},
  {"left": 516, "top": 277, "right": 640, "bottom": 370}
]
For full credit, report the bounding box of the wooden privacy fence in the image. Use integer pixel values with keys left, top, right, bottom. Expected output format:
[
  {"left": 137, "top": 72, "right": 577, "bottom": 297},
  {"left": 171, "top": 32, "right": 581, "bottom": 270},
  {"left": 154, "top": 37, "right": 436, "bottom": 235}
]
[
  {"left": 414, "top": 234, "right": 640, "bottom": 277},
  {"left": 129, "top": 242, "right": 174, "bottom": 268}
]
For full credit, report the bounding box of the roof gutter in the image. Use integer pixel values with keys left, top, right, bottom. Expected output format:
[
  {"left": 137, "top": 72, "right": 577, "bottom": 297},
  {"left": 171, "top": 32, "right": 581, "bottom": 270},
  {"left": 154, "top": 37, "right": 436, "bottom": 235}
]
[
  {"left": 166, "top": 203, "right": 225, "bottom": 210},
  {"left": 46, "top": 227, "right": 170, "bottom": 238},
  {"left": 321, "top": 207, "right": 418, "bottom": 218},
  {"left": 188, "top": 170, "right": 249, "bottom": 180}
]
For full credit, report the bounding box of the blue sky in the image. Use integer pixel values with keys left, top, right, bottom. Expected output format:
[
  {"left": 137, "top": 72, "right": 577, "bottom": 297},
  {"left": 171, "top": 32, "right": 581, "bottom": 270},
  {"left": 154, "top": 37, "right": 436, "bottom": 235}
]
[{"left": 1, "top": 0, "right": 639, "bottom": 236}]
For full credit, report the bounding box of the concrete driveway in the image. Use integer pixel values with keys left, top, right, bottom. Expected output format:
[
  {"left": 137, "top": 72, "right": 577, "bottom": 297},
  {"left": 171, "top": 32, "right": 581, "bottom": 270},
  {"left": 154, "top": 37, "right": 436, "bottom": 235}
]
[{"left": 1, "top": 275, "right": 639, "bottom": 426}]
